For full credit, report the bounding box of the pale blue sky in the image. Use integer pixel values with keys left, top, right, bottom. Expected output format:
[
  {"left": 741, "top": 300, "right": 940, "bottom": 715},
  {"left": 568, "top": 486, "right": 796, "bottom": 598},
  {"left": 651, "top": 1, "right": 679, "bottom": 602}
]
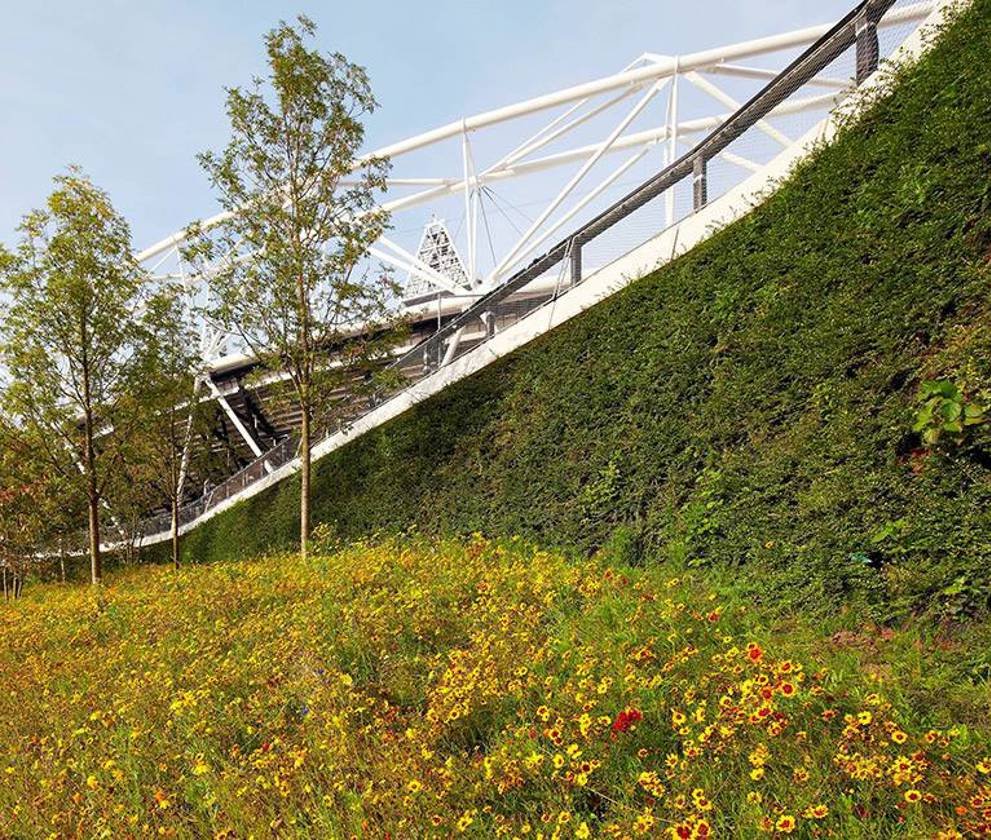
[{"left": 0, "top": 1, "right": 856, "bottom": 250}]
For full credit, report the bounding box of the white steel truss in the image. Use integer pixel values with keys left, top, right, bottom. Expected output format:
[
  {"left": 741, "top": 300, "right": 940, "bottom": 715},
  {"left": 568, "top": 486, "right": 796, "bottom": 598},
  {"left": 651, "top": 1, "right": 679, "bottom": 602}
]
[
  {"left": 133, "top": 1, "right": 934, "bottom": 376},
  {"left": 403, "top": 219, "right": 471, "bottom": 303}
]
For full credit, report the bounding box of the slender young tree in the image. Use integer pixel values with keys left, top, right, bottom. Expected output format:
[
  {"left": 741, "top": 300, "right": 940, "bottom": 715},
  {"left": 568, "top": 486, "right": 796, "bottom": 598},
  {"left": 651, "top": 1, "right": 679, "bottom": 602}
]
[
  {"left": 189, "top": 16, "right": 405, "bottom": 559},
  {"left": 125, "top": 289, "right": 205, "bottom": 569},
  {"left": 0, "top": 169, "right": 156, "bottom": 584}
]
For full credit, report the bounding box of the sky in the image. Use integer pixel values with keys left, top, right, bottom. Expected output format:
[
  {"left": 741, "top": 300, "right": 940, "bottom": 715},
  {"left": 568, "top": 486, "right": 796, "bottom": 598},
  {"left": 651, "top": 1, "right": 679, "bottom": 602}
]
[{"left": 0, "top": 0, "right": 858, "bottom": 252}]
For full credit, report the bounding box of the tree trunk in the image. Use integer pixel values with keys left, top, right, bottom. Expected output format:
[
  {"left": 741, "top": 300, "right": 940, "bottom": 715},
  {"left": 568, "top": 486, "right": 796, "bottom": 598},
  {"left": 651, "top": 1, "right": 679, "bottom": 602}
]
[
  {"left": 299, "top": 404, "right": 311, "bottom": 561},
  {"left": 295, "top": 239, "right": 313, "bottom": 564},
  {"left": 84, "top": 412, "right": 102, "bottom": 584},
  {"left": 87, "top": 488, "right": 102, "bottom": 585},
  {"left": 171, "top": 495, "right": 180, "bottom": 570},
  {"left": 80, "top": 319, "right": 101, "bottom": 585}
]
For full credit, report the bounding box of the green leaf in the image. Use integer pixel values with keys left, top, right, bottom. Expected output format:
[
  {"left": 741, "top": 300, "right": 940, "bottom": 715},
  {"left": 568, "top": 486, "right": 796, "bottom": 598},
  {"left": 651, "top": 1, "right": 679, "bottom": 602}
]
[
  {"left": 942, "top": 576, "right": 967, "bottom": 597},
  {"left": 963, "top": 403, "right": 986, "bottom": 423},
  {"left": 941, "top": 401, "right": 963, "bottom": 422},
  {"left": 921, "top": 380, "right": 958, "bottom": 399}
]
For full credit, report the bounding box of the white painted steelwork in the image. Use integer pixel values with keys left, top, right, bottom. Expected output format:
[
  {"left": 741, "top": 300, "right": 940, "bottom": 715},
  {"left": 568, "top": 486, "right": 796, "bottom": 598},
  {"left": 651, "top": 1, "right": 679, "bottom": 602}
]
[{"left": 135, "top": 1, "right": 934, "bottom": 378}]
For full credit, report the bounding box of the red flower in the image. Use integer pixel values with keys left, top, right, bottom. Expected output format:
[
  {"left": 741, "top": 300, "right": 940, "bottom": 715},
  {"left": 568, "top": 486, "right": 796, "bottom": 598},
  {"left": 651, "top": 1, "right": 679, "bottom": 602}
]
[{"left": 611, "top": 707, "right": 643, "bottom": 734}]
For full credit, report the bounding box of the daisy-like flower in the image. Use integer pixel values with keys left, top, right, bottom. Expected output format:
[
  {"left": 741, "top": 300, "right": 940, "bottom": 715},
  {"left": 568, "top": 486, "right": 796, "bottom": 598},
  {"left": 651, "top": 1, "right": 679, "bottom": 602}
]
[{"left": 775, "top": 814, "right": 796, "bottom": 833}]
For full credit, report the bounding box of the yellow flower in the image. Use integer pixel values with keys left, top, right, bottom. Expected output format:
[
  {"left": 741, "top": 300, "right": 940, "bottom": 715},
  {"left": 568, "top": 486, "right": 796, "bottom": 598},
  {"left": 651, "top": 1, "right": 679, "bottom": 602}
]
[
  {"left": 86, "top": 775, "right": 99, "bottom": 790},
  {"left": 775, "top": 815, "right": 796, "bottom": 833},
  {"left": 575, "top": 822, "right": 591, "bottom": 839},
  {"left": 904, "top": 789, "right": 922, "bottom": 804},
  {"left": 632, "top": 811, "right": 655, "bottom": 834}
]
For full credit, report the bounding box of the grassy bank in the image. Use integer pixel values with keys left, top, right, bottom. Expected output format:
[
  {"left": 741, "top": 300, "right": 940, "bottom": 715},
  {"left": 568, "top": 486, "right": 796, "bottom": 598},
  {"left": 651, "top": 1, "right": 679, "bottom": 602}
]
[
  {"left": 150, "top": 1, "right": 991, "bottom": 622},
  {"left": 4, "top": 537, "right": 990, "bottom": 837}
]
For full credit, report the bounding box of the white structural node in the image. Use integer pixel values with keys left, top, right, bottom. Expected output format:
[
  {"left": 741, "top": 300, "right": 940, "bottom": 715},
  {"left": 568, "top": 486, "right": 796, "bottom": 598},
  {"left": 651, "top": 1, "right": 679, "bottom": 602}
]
[{"left": 108, "top": 0, "right": 954, "bottom": 551}]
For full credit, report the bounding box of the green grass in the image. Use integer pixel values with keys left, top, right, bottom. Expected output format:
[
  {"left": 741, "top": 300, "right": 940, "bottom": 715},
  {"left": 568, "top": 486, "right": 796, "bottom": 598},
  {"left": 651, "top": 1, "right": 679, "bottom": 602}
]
[{"left": 141, "top": 0, "right": 991, "bottom": 622}]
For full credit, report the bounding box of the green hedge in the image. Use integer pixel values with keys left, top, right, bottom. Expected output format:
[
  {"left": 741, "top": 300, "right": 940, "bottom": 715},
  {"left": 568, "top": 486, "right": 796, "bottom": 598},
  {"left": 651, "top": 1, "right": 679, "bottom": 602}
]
[{"left": 160, "top": 1, "right": 991, "bottom": 619}]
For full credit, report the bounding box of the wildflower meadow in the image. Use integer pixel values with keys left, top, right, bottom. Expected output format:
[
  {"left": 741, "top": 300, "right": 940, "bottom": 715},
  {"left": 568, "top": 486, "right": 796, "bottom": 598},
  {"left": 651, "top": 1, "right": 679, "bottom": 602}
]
[{"left": 1, "top": 536, "right": 989, "bottom": 838}]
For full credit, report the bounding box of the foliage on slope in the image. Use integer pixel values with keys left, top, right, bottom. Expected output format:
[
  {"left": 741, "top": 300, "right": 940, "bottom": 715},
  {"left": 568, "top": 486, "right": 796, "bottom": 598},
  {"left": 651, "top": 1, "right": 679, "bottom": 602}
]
[
  {"left": 159, "top": 1, "right": 991, "bottom": 619},
  {"left": 4, "top": 537, "right": 991, "bottom": 837}
]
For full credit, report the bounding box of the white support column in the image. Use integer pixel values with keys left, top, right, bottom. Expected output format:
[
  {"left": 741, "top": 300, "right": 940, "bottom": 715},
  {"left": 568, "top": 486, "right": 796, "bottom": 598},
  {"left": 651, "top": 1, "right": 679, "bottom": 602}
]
[
  {"left": 677, "top": 135, "right": 762, "bottom": 173},
  {"left": 494, "top": 142, "right": 656, "bottom": 276},
  {"left": 665, "top": 59, "right": 680, "bottom": 228},
  {"left": 488, "top": 87, "right": 638, "bottom": 173},
  {"left": 441, "top": 327, "right": 465, "bottom": 367},
  {"left": 492, "top": 97, "right": 591, "bottom": 168},
  {"left": 371, "top": 237, "right": 466, "bottom": 295},
  {"left": 461, "top": 124, "right": 478, "bottom": 282},
  {"left": 684, "top": 71, "right": 791, "bottom": 147},
  {"left": 702, "top": 63, "right": 847, "bottom": 89},
  {"left": 207, "top": 378, "right": 264, "bottom": 459}
]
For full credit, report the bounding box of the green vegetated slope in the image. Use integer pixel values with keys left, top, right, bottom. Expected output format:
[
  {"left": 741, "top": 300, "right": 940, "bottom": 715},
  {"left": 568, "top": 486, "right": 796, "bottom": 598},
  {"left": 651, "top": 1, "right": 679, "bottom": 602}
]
[{"left": 169, "top": 2, "right": 991, "bottom": 619}]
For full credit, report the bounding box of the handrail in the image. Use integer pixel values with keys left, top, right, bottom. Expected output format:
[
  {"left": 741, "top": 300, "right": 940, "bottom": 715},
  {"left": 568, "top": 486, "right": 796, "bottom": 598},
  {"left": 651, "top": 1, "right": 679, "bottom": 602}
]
[{"left": 389, "top": 0, "right": 894, "bottom": 373}]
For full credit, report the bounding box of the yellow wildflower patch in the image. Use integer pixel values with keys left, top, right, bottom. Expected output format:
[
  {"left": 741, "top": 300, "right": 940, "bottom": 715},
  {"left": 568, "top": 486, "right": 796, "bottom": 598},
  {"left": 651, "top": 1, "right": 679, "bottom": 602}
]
[{"left": 0, "top": 536, "right": 987, "bottom": 837}]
